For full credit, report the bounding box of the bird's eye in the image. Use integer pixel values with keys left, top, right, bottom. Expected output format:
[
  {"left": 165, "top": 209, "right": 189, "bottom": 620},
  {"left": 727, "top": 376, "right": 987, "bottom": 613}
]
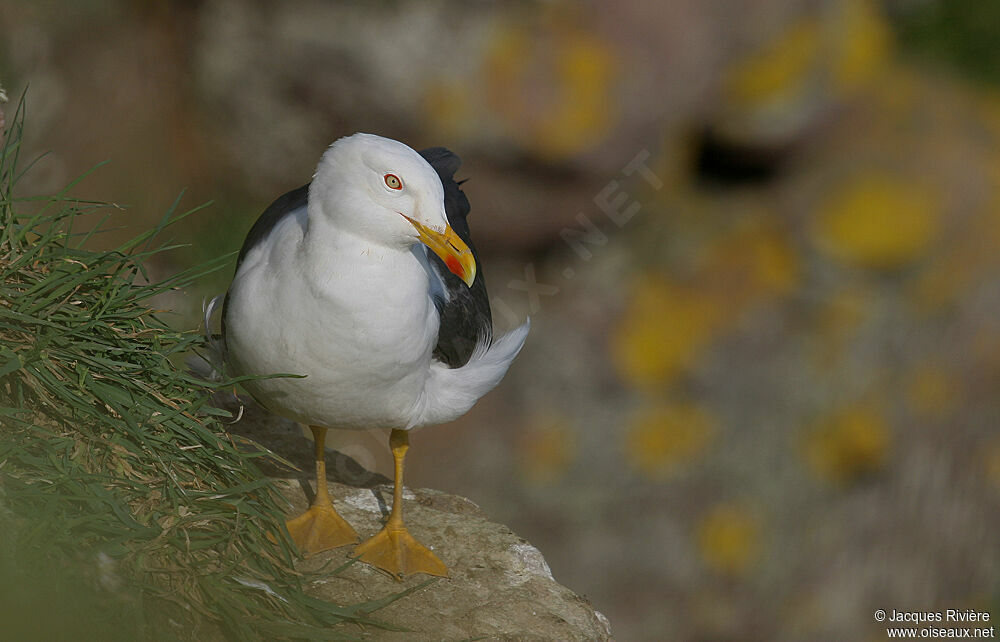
[{"left": 384, "top": 174, "right": 402, "bottom": 190}]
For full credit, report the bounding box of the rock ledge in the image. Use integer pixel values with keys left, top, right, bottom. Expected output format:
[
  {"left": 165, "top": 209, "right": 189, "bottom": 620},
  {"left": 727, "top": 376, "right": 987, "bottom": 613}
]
[
  {"left": 273, "top": 477, "right": 613, "bottom": 641},
  {"left": 218, "top": 394, "right": 612, "bottom": 640}
]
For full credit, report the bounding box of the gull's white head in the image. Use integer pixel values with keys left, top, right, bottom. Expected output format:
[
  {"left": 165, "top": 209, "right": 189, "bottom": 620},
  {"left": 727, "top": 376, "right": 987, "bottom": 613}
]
[{"left": 309, "top": 133, "right": 475, "bottom": 286}]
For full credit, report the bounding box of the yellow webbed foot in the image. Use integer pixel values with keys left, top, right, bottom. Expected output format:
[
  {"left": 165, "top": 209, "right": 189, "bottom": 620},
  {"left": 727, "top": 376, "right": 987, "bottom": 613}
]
[
  {"left": 354, "top": 525, "right": 448, "bottom": 579},
  {"left": 285, "top": 504, "right": 358, "bottom": 555}
]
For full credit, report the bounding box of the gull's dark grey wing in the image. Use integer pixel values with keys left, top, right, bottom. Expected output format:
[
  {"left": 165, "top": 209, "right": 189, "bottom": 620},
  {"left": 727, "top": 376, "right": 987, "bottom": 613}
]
[
  {"left": 419, "top": 147, "right": 492, "bottom": 369},
  {"left": 233, "top": 183, "right": 311, "bottom": 270},
  {"left": 223, "top": 183, "right": 310, "bottom": 342}
]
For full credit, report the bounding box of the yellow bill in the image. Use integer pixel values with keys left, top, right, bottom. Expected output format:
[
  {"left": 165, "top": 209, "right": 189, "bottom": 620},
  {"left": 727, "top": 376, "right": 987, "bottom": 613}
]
[{"left": 402, "top": 214, "right": 477, "bottom": 287}]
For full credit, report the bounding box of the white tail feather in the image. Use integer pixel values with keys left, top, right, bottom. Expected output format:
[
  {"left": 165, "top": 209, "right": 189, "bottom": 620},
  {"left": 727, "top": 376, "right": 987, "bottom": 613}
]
[
  {"left": 186, "top": 294, "right": 227, "bottom": 380},
  {"left": 408, "top": 318, "right": 530, "bottom": 429}
]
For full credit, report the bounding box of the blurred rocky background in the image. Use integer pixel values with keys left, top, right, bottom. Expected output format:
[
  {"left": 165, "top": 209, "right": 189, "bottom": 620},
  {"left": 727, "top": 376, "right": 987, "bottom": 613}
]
[{"left": 3, "top": 0, "right": 1000, "bottom": 639}]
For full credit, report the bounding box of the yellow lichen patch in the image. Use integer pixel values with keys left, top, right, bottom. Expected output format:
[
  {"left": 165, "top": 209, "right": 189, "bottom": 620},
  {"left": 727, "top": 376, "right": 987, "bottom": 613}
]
[
  {"left": 829, "top": 0, "right": 892, "bottom": 94},
  {"left": 483, "top": 25, "right": 530, "bottom": 119},
  {"left": 804, "top": 405, "right": 890, "bottom": 485},
  {"left": 725, "top": 18, "right": 822, "bottom": 108},
  {"left": 611, "top": 275, "right": 725, "bottom": 388},
  {"left": 725, "top": 0, "right": 890, "bottom": 107},
  {"left": 538, "top": 34, "right": 616, "bottom": 158},
  {"left": 905, "top": 365, "right": 959, "bottom": 419},
  {"left": 422, "top": 80, "right": 474, "bottom": 141},
  {"left": 813, "top": 173, "right": 939, "bottom": 270},
  {"left": 699, "top": 220, "right": 801, "bottom": 302},
  {"left": 517, "top": 412, "right": 576, "bottom": 485},
  {"left": 482, "top": 20, "right": 616, "bottom": 159},
  {"left": 696, "top": 502, "right": 762, "bottom": 575},
  {"left": 625, "top": 402, "right": 716, "bottom": 479}
]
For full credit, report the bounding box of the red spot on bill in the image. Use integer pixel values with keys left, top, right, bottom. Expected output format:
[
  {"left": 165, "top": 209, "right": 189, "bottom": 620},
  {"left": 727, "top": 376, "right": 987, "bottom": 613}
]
[{"left": 446, "top": 255, "right": 465, "bottom": 280}]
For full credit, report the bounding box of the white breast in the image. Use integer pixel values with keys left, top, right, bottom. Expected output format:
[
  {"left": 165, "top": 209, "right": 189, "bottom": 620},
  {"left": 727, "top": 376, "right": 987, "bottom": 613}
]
[{"left": 224, "top": 209, "right": 440, "bottom": 430}]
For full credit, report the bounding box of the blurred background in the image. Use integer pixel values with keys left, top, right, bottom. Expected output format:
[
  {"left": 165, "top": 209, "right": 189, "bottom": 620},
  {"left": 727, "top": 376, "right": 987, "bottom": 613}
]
[{"left": 3, "top": 0, "right": 1000, "bottom": 639}]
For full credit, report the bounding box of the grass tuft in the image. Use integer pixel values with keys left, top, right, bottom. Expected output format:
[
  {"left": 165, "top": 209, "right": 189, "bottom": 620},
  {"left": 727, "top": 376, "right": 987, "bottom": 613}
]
[{"left": 0, "top": 93, "right": 409, "bottom": 640}]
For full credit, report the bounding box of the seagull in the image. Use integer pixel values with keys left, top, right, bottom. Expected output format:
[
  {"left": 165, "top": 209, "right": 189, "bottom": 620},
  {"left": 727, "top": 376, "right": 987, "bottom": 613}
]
[{"left": 220, "top": 133, "right": 529, "bottom": 578}]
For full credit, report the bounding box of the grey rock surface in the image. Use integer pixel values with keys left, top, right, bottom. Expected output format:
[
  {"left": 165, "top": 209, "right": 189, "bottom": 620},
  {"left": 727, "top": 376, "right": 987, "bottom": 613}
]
[
  {"left": 220, "top": 395, "right": 612, "bottom": 640},
  {"left": 274, "top": 478, "right": 613, "bottom": 641}
]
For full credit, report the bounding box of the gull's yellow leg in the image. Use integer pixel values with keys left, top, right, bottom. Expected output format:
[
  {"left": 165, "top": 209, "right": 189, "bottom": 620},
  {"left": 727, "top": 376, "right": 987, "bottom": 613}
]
[
  {"left": 284, "top": 425, "right": 358, "bottom": 554},
  {"left": 354, "top": 429, "right": 448, "bottom": 579}
]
